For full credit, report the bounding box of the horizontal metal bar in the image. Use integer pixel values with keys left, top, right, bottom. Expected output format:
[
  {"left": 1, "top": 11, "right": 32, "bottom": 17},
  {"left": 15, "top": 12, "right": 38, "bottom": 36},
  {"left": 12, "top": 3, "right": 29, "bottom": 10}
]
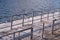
[{"left": 1, "top": 27, "right": 32, "bottom": 37}]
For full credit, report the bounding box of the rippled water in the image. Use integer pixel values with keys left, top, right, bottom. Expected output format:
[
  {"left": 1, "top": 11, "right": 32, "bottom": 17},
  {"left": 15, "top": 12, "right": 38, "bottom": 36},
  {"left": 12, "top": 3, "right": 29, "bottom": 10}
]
[{"left": 0, "top": 0, "right": 60, "bottom": 23}]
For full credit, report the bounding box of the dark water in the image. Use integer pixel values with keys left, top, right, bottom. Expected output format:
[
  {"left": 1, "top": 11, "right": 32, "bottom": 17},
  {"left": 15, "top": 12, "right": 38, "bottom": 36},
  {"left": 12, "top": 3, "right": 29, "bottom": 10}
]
[{"left": 0, "top": 0, "right": 60, "bottom": 23}]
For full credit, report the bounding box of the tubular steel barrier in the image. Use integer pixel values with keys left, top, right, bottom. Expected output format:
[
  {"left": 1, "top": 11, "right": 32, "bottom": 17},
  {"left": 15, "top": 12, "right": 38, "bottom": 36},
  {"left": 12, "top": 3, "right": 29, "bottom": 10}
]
[
  {"left": 0, "top": 27, "right": 33, "bottom": 40},
  {"left": 0, "top": 11, "right": 43, "bottom": 30},
  {"left": 42, "top": 22, "right": 45, "bottom": 39},
  {"left": 0, "top": 11, "right": 59, "bottom": 32},
  {"left": 0, "top": 13, "right": 31, "bottom": 30},
  {"left": 0, "top": 11, "right": 59, "bottom": 30},
  {"left": 0, "top": 11, "right": 60, "bottom": 40},
  {"left": 52, "top": 18, "right": 60, "bottom": 35}
]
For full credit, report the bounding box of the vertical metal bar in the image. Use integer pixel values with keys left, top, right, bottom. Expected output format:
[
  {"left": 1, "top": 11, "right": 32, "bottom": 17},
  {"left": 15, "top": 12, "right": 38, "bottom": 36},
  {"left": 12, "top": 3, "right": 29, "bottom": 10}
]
[
  {"left": 53, "top": 12, "right": 54, "bottom": 20},
  {"left": 59, "top": 9, "right": 60, "bottom": 17},
  {"left": 31, "top": 27, "right": 33, "bottom": 40},
  {"left": 47, "top": 12, "right": 49, "bottom": 20},
  {"left": 13, "top": 33, "right": 15, "bottom": 40},
  {"left": 32, "top": 11, "right": 34, "bottom": 27},
  {"left": 11, "top": 16, "right": 13, "bottom": 30},
  {"left": 22, "top": 14, "right": 24, "bottom": 26},
  {"left": 41, "top": 11, "right": 42, "bottom": 22},
  {"left": 0, "top": 37, "right": 2, "bottom": 40},
  {"left": 42, "top": 22, "right": 45, "bottom": 39},
  {"left": 18, "top": 32, "right": 21, "bottom": 40},
  {"left": 52, "top": 20, "right": 55, "bottom": 35},
  {"left": 58, "top": 10, "right": 60, "bottom": 18}
]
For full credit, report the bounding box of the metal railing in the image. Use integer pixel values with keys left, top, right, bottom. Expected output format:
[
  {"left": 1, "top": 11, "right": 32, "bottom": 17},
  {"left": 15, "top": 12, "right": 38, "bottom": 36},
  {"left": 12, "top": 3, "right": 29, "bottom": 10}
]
[
  {"left": 0, "top": 11, "right": 60, "bottom": 31},
  {"left": 0, "top": 11, "right": 43, "bottom": 30},
  {"left": 0, "top": 12, "right": 60, "bottom": 40},
  {"left": 0, "top": 27, "right": 33, "bottom": 40},
  {"left": 52, "top": 18, "right": 60, "bottom": 34},
  {"left": 0, "top": 13, "right": 32, "bottom": 30}
]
